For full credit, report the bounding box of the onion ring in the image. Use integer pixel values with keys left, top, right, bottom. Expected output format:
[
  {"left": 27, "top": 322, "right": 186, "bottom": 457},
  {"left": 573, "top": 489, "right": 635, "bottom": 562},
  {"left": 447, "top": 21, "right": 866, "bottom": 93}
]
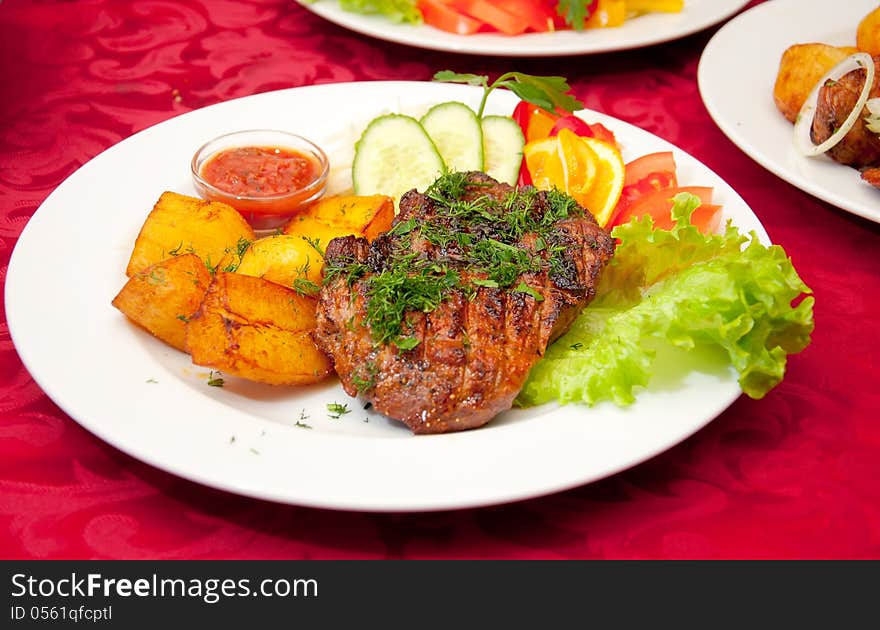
[{"left": 793, "top": 52, "right": 875, "bottom": 157}]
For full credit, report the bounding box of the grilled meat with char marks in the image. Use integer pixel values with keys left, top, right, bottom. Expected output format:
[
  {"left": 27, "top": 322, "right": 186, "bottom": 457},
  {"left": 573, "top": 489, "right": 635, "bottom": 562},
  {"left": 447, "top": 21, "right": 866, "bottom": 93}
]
[
  {"left": 812, "top": 56, "right": 880, "bottom": 174},
  {"left": 314, "top": 171, "right": 615, "bottom": 434}
]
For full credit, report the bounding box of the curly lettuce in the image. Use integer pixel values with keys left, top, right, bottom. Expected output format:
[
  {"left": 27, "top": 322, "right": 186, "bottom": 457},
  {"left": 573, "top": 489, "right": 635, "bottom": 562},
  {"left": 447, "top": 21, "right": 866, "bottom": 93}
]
[
  {"left": 333, "top": 0, "right": 422, "bottom": 23},
  {"left": 518, "top": 193, "right": 814, "bottom": 407}
]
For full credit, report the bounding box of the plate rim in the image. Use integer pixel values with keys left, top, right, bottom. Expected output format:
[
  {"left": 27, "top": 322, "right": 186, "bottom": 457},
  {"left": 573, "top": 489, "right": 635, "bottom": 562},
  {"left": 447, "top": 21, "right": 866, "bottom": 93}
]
[
  {"left": 297, "top": 0, "right": 752, "bottom": 57},
  {"left": 6, "top": 80, "right": 765, "bottom": 512}
]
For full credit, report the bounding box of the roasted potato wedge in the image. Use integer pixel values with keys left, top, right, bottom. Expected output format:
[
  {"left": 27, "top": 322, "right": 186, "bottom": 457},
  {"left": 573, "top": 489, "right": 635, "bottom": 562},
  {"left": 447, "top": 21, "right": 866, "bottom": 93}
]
[
  {"left": 858, "top": 7, "right": 880, "bottom": 55},
  {"left": 126, "top": 191, "right": 255, "bottom": 276},
  {"left": 234, "top": 234, "right": 322, "bottom": 290},
  {"left": 284, "top": 194, "right": 393, "bottom": 241},
  {"left": 185, "top": 272, "right": 332, "bottom": 385},
  {"left": 774, "top": 44, "right": 860, "bottom": 123},
  {"left": 112, "top": 253, "right": 211, "bottom": 352}
]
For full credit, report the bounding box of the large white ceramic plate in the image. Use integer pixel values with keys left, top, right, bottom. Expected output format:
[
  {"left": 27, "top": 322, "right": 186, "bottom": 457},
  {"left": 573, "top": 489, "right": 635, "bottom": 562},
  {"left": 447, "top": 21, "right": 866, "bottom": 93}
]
[
  {"left": 699, "top": 0, "right": 880, "bottom": 224},
  {"left": 6, "top": 81, "right": 767, "bottom": 512},
  {"left": 298, "top": 0, "right": 750, "bottom": 57}
]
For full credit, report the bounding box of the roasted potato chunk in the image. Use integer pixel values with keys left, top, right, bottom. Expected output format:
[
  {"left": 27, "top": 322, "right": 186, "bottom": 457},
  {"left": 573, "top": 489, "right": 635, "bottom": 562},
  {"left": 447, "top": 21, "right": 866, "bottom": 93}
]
[
  {"left": 185, "top": 272, "right": 332, "bottom": 385},
  {"left": 858, "top": 7, "right": 880, "bottom": 55},
  {"left": 234, "top": 234, "right": 322, "bottom": 290},
  {"left": 126, "top": 191, "right": 255, "bottom": 276},
  {"left": 774, "top": 44, "right": 860, "bottom": 123},
  {"left": 284, "top": 194, "right": 394, "bottom": 242},
  {"left": 112, "top": 253, "right": 211, "bottom": 352}
]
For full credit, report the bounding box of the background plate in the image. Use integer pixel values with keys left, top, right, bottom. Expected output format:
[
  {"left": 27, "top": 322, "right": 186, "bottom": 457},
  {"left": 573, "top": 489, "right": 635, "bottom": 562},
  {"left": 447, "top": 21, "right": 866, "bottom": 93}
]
[
  {"left": 6, "top": 81, "right": 766, "bottom": 512},
  {"left": 698, "top": 0, "right": 880, "bottom": 224},
  {"left": 299, "top": 0, "right": 750, "bottom": 57}
]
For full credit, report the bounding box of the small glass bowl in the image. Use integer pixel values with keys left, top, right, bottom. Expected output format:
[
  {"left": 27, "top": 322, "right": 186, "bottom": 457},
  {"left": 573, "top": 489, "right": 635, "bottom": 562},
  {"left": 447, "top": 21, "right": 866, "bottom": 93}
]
[{"left": 191, "top": 129, "right": 329, "bottom": 231}]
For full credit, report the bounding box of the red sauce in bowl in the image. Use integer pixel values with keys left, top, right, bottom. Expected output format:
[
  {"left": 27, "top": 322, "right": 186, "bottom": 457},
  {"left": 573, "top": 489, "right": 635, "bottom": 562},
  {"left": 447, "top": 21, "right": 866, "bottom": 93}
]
[
  {"left": 200, "top": 146, "right": 320, "bottom": 197},
  {"left": 191, "top": 131, "right": 329, "bottom": 231}
]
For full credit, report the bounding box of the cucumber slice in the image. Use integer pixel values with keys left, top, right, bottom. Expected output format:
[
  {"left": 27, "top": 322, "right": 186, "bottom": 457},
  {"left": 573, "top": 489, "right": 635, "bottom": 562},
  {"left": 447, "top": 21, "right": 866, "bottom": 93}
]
[
  {"left": 352, "top": 114, "right": 445, "bottom": 204},
  {"left": 420, "top": 102, "right": 484, "bottom": 174},
  {"left": 481, "top": 115, "right": 525, "bottom": 185}
]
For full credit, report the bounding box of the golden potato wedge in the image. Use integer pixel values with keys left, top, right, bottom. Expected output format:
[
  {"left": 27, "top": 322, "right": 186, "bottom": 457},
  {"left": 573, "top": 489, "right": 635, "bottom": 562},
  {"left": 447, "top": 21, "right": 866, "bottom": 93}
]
[
  {"left": 126, "top": 191, "right": 255, "bottom": 276},
  {"left": 112, "top": 253, "right": 211, "bottom": 352},
  {"left": 858, "top": 7, "right": 880, "bottom": 55},
  {"left": 234, "top": 234, "right": 322, "bottom": 291},
  {"left": 774, "top": 44, "right": 860, "bottom": 123},
  {"left": 300, "top": 194, "right": 395, "bottom": 241},
  {"left": 185, "top": 272, "right": 332, "bottom": 385},
  {"left": 283, "top": 216, "right": 354, "bottom": 249}
]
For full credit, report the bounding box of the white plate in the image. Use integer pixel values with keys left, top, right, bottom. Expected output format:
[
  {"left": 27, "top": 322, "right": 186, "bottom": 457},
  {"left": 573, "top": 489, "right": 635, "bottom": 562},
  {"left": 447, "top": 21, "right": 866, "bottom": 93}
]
[
  {"left": 698, "top": 0, "right": 880, "bottom": 224},
  {"left": 6, "top": 81, "right": 767, "bottom": 512},
  {"left": 299, "top": 0, "right": 750, "bottom": 57}
]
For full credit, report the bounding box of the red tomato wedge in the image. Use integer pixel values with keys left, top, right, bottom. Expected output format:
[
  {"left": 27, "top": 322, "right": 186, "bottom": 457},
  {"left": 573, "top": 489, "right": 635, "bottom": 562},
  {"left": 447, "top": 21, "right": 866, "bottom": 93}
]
[
  {"left": 495, "top": 0, "right": 558, "bottom": 32},
  {"left": 549, "top": 115, "right": 594, "bottom": 137},
  {"left": 610, "top": 186, "right": 718, "bottom": 232},
  {"left": 451, "top": 0, "right": 529, "bottom": 35},
  {"left": 585, "top": 122, "right": 617, "bottom": 147},
  {"left": 623, "top": 151, "right": 676, "bottom": 187},
  {"left": 417, "top": 0, "right": 482, "bottom": 34}
]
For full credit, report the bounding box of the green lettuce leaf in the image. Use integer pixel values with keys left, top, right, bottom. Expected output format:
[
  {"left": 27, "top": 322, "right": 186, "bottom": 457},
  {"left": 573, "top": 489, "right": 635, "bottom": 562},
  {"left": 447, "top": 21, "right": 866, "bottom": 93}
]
[
  {"left": 335, "top": 0, "right": 422, "bottom": 23},
  {"left": 518, "top": 193, "right": 814, "bottom": 407}
]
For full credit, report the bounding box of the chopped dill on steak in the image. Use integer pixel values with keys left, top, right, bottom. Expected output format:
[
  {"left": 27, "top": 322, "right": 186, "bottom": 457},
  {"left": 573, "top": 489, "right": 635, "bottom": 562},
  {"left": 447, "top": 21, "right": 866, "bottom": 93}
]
[{"left": 323, "top": 171, "right": 585, "bottom": 348}]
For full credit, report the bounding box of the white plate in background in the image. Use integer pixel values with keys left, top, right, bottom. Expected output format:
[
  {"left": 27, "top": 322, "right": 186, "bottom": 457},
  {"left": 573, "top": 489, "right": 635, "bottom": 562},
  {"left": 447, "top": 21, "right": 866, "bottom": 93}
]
[
  {"left": 299, "top": 0, "right": 750, "bottom": 57},
  {"left": 699, "top": 0, "right": 880, "bottom": 224}
]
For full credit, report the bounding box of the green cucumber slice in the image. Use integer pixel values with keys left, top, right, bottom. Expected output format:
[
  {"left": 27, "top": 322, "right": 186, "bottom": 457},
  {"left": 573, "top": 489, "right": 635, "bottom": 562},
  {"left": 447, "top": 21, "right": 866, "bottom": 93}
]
[
  {"left": 352, "top": 114, "right": 445, "bottom": 204},
  {"left": 420, "top": 102, "right": 484, "bottom": 174},
  {"left": 481, "top": 115, "right": 525, "bottom": 185}
]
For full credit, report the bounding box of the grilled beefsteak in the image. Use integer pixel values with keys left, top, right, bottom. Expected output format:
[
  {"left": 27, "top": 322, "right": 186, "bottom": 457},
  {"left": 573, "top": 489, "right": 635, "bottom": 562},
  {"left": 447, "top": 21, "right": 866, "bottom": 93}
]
[
  {"left": 314, "top": 172, "right": 615, "bottom": 434},
  {"left": 812, "top": 57, "right": 880, "bottom": 168}
]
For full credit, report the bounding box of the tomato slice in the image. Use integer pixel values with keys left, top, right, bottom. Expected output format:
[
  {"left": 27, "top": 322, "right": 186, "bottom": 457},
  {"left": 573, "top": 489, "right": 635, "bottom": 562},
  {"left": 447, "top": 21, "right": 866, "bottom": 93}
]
[
  {"left": 494, "top": 0, "right": 557, "bottom": 32},
  {"left": 451, "top": 0, "right": 529, "bottom": 35},
  {"left": 692, "top": 204, "right": 723, "bottom": 234},
  {"left": 623, "top": 151, "right": 676, "bottom": 187},
  {"left": 586, "top": 122, "right": 617, "bottom": 147},
  {"left": 417, "top": 0, "right": 482, "bottom": 34},
  {"left": 611, "top": 186, "right": 714, "bottom": 231}
]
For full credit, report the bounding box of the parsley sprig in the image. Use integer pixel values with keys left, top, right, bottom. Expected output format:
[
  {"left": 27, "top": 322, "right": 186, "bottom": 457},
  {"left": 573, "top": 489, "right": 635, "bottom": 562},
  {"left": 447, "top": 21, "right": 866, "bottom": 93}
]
[{"left": 433, "top": 71, "right": 584, "bottom": 119}]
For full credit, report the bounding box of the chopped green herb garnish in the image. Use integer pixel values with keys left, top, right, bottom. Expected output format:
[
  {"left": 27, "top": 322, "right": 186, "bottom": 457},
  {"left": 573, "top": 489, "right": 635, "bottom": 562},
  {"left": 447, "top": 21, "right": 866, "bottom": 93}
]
[
  {"left": 324, "top": 173, "right": 582, "bottom": 352},
  {"left": 207, "top": 371, "right": 224, "bottom": 387},
  {"left": 302, "top": 235, "right": 325, "bottom": 257},
  {"left": 514, "top": 282, "right": 544, "bottom": 302},
  {"left": 295, "top": 421, "right": 313, "bottom": 429},
  {"left": 146, "top": 378, "right": 158, "bottom": 384},
  {"left": 293, "top": 277, "right": 321, "bottom": 296},
  {"left": 327, "top": 402, "right": 351, "bottom": 419}
]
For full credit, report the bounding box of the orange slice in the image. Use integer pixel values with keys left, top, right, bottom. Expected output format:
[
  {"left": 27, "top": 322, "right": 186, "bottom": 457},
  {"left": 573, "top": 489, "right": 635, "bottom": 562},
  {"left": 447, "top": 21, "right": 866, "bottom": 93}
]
[
  {"left": 523, "top": 136, "right": 564, "bottom": 191},
  {"left": 557, "top": 128, "right": 598, "bottom": 198},
  {"left": 523, "top": 128, "right": 598, "bottom": 199},
  {"left": 572, "top": 136, "right": 625, "bottom": 227}
]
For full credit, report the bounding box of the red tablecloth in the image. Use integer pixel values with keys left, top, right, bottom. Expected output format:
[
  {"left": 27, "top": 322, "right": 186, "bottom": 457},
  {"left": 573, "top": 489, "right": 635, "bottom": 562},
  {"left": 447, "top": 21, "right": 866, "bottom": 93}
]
[{"left": 1, "top": 0, "right": 878, "bottom": 559}]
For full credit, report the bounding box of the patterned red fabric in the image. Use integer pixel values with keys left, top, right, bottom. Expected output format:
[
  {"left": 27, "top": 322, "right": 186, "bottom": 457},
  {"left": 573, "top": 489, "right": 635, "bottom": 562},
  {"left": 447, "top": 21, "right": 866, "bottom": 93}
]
[{"left": 1, "top": 0, "right": 878, "bottom": 559}]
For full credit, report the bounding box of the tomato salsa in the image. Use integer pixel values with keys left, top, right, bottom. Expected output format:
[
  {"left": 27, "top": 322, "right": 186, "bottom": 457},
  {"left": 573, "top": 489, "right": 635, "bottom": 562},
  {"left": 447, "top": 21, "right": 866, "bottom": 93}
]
[{"left": 200, "top": 146, "right": 320, "bottom": 197}]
